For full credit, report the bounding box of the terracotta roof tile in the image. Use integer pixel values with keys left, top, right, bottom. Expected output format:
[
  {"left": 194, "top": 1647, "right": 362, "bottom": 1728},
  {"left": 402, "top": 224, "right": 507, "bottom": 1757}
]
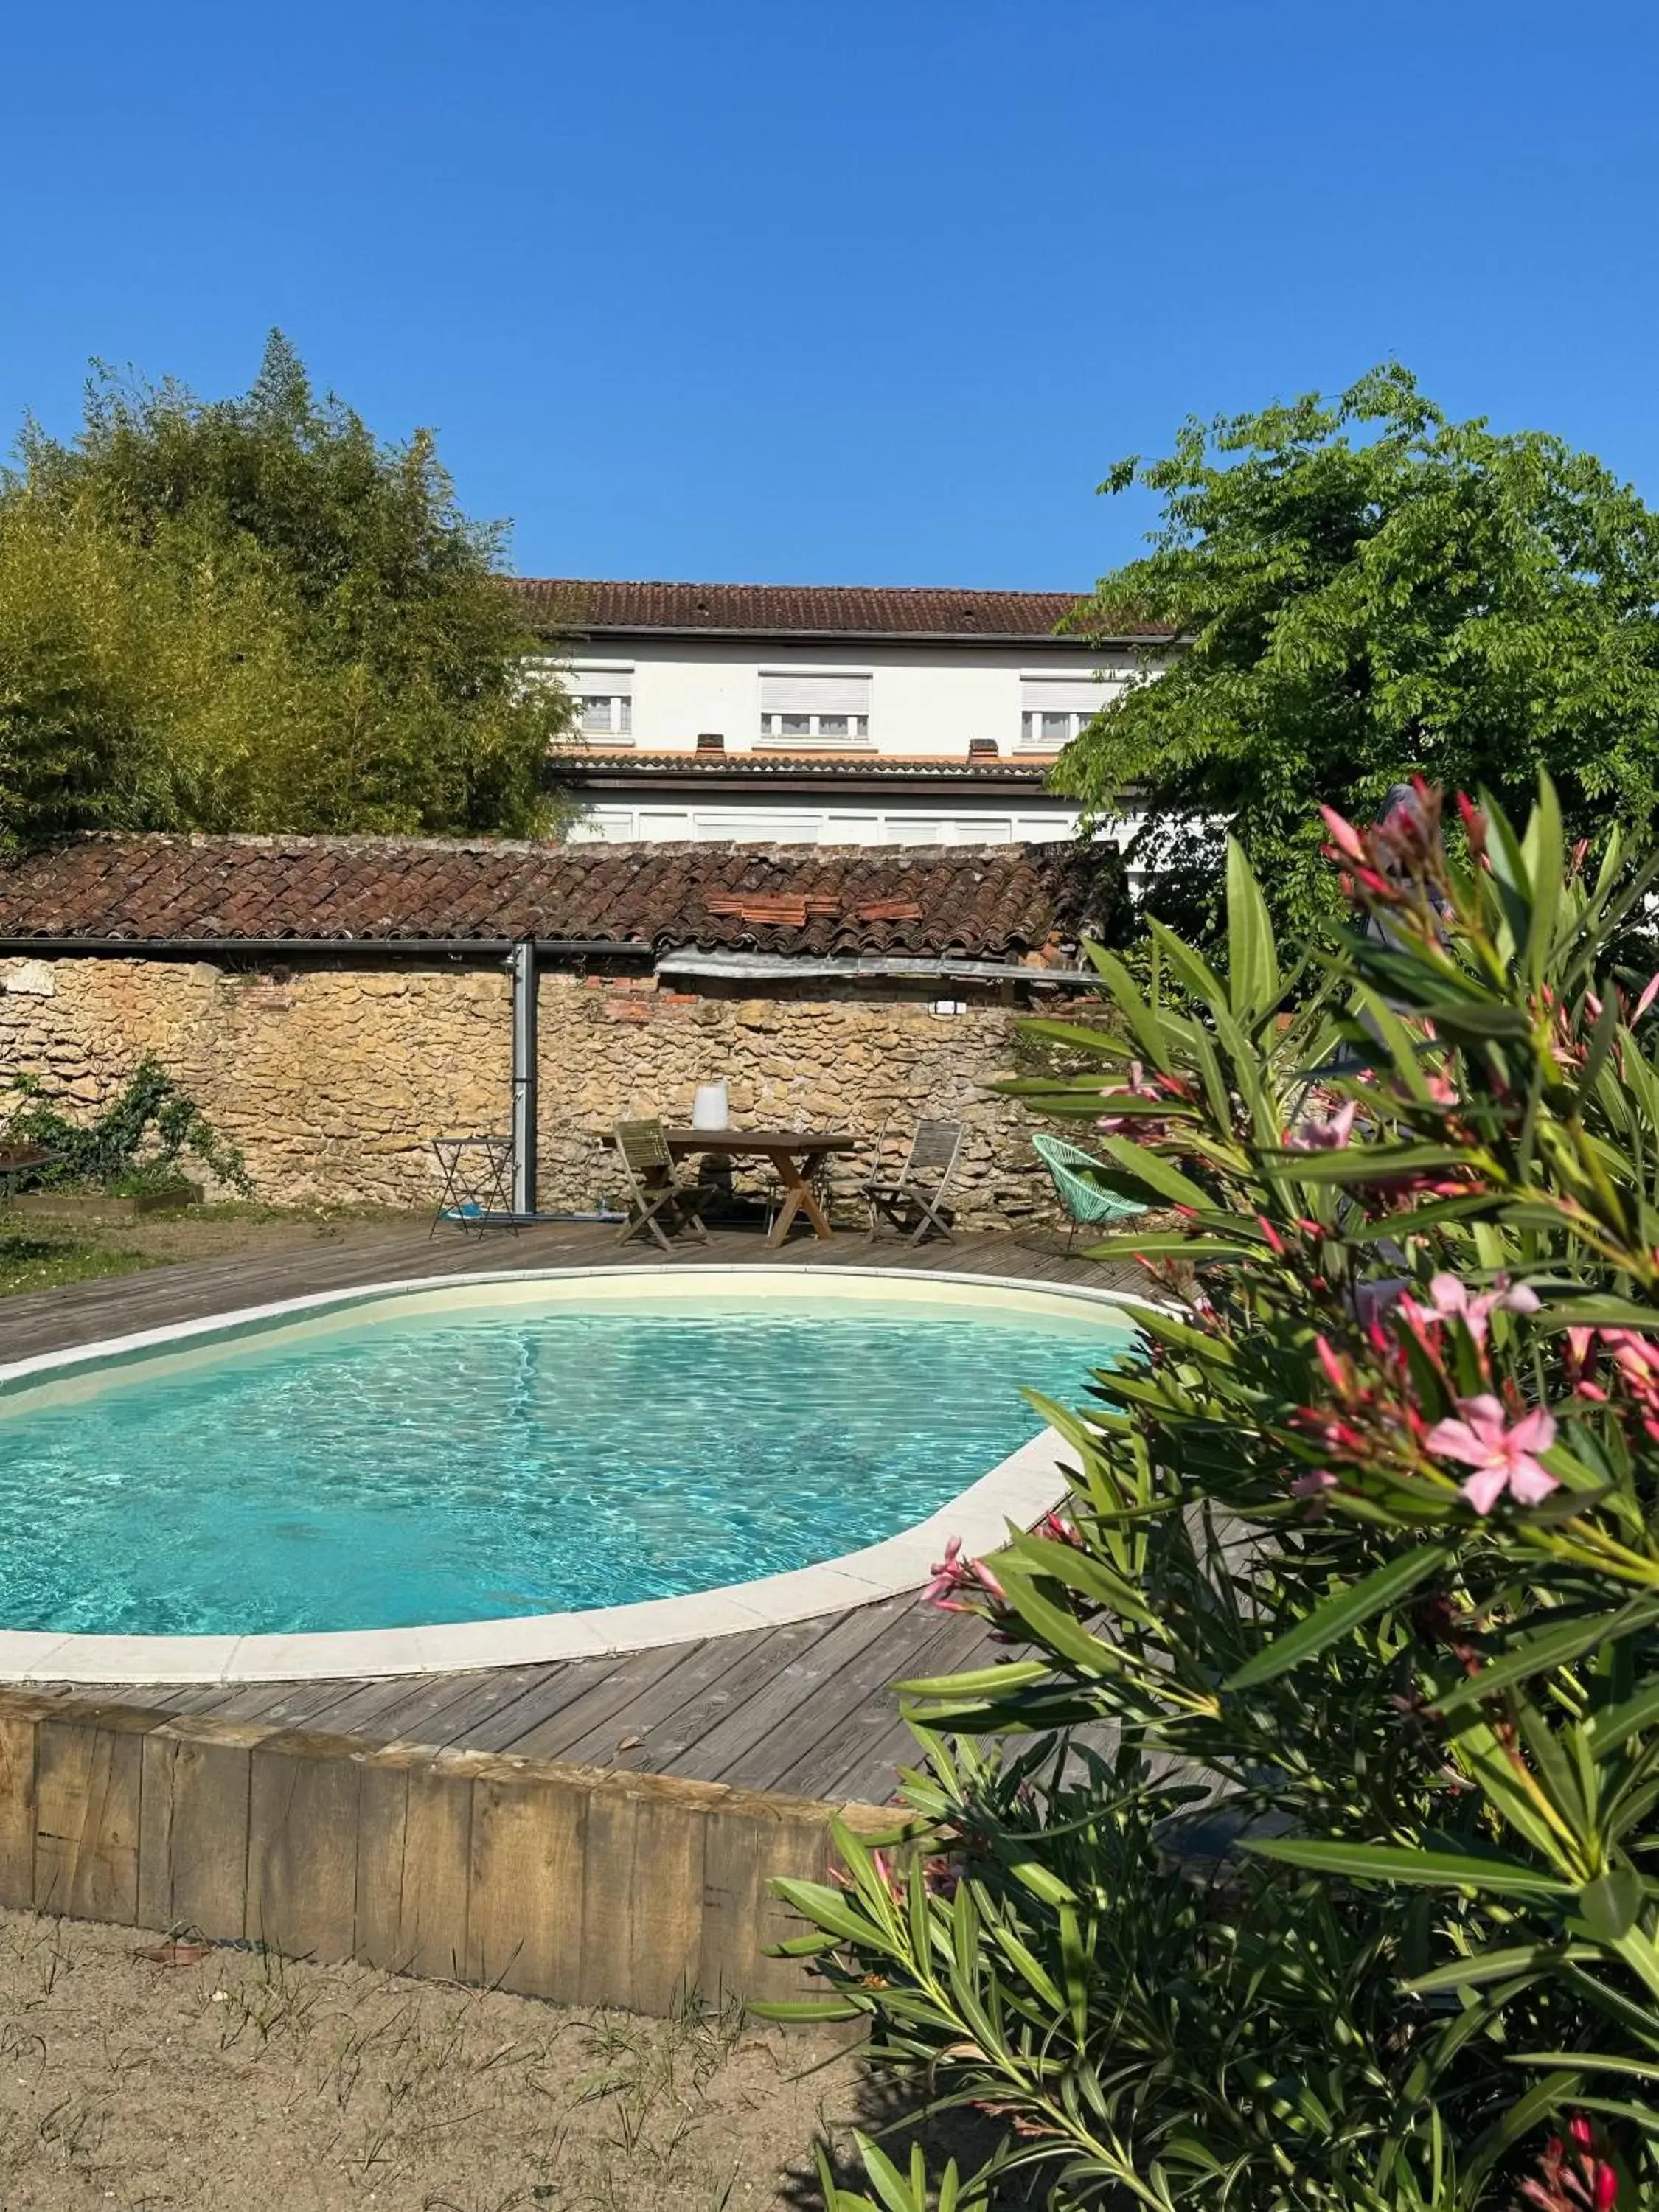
[
  {"left": 0, "top": 835, "right": 1105, "bottom": 961},
  {"left": 511, "top": 578, "right": 1169, "bottom": 643}
]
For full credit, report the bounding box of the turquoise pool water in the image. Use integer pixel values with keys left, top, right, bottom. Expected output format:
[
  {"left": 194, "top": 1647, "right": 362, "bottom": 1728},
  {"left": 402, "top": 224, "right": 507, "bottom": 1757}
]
[{"left": 0, "top": 1293, "right": 1133, "bottom": 1636}]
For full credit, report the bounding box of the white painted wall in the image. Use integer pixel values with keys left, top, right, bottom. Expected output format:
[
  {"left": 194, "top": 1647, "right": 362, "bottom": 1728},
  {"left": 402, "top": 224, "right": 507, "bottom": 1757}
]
[{"left": 542, "top": 636, "right": 1158, "bottom": 760}]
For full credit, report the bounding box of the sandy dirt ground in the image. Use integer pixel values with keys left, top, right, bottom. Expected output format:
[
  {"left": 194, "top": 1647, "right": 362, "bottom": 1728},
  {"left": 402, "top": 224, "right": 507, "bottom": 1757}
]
[{"left": 0, "top": 1909, "right": 875, "bottom": 2212}]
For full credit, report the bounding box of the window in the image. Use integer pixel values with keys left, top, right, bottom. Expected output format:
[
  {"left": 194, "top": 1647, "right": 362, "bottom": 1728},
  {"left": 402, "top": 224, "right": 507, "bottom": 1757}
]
[
  {"left": 1018, "top": 674, "right": 1110, "bottom": 750},
  {"left": 581, "top": 693, "right": 633, "bottom": 737},
  {"left": 1020, "top": 707, "right": 1093, "bottom": 748},
  {"left": 571, "top": 665, "right": 634, "bottom": 741},
  {"left": 759, "top": 670, "right": 873, "bottom": 743}
]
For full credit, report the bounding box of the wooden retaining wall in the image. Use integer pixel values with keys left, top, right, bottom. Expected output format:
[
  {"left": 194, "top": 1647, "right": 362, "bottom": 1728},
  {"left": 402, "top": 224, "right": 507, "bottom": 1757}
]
[{"left": 0, "top": 1691, "right": 891, "bottom": 2013}]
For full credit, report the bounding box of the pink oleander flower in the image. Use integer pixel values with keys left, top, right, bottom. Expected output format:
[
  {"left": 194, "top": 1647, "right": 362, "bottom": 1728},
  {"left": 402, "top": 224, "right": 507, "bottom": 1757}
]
[
  {"left": 1636, "top": 970, "right": 1659, "bottom": 1021},
  {"left": 1425, "top": 1394, "right": 1559, "bottom": 1513},
  {"left": 1401, "top": 1271, "right": 1540, "bottom": 1346},
  {"left": 1286, "top": 1098, "right": 1357, "bottom": 1152},
  {"left": 1455, "top": 790, "right": 1488, "bottom": 857},
  {"left": 921, "top": 1535, "right": 970, "bottom": 1610},
  {"left": 1313, "top": 1334, "right": 1349, "bottom": 1394},
  {"left": 1290, "top": 1469, "right": 1337, "bottom": 1517},
  {"left": 920, "top": 1534, "right": 1006, "bottom": 1612},
  {"left": 1037, "top": 1512, "right": 1083, "bottom": 1547},
  {"left": 1604, "top": 1328, "right": 1659, "bottom": 1388},
  {"left": 1318, "top": 804, "right": 1367, "bottom": 863},
  {"left": 1096, "top": 1061, "right": 1165, "bottom": 1135},
  {"left": 1519, "top": 2117, "right": 1618, "bottom": 2212}
]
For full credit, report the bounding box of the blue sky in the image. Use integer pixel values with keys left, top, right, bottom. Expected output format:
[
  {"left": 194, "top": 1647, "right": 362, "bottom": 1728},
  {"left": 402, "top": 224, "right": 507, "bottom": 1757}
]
[{"left": 4, "top": 0, "right": 1655, "bottom": 589}]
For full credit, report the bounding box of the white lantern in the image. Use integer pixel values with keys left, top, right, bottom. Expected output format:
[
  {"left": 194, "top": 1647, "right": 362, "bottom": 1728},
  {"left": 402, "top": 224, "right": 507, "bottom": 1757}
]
[{"left": 691, "top": 1081, "right": 729, "bottom": 1130}]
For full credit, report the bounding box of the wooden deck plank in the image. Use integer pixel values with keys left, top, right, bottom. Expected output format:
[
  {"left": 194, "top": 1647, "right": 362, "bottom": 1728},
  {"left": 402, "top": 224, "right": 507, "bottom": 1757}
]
[
  {"left": 464, "top": 1640, "right": 692, "bottom": 1761},
  {"left": 535, "top": 1629, "right": 778, "bottom": 1769},
  {"left": 553, "top": 1616, "right": 844, "bottom": 1777},
  {"left": 661, "top": 1601, "right": 925, "bottom": 1787},
  {"left": 709, "top": 1601, "right": 975, "bottom": 1794},
  {"left": 392, "top": 1661, "right": 604, "bottom": 1753},
  {"left": 197, "top": 1676, "right": 386, "bottom": 1729},
  {"left": 0, "top": 1222, "right": 1138, "bottom": 1364},
  {"left": 779, "top": 1612, "right": 1012, "bottom": 1804},
  {"left": 295, "top": 1666, "right": 537, "bottom": 1745},
  {"left": 343, "top": 1663, "right": 571, "bottom": 1752}
]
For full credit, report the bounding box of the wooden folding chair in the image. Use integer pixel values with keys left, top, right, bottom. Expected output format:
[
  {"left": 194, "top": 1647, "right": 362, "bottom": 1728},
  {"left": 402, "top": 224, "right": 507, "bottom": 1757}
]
[
  {"left": 807, "top": 1114, "right": 893, "bottom": 1230},
  {"left": 863, "top": 1119, "right": 964, "bottom": 1245},
  {"left": 613, "top": 1119, "right": 712, "bottom": 1249}
]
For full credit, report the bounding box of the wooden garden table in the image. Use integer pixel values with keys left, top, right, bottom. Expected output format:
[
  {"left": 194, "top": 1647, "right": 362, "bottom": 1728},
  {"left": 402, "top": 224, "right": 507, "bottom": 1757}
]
[{"left": 658, "top": 1128, "right": 858, "bottom": 1247}]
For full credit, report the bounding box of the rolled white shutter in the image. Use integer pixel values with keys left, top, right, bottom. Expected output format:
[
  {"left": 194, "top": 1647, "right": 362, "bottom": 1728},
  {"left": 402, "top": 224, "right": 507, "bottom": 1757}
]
[
  {"left": 572, "top": 664, "right": 634, "bottom": 695},
  {"left": 1020, "top": 674, "right": 1106, "bottom": 713},
  {"left": 759, "top": 672, "right": 872, "bottom": 715}
]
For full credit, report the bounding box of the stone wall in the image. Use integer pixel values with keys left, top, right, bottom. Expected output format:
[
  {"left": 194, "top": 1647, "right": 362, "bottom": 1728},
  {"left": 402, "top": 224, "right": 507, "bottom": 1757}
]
[{"left": 0, "top": 954, "right": 1061, "bottom": 1228}]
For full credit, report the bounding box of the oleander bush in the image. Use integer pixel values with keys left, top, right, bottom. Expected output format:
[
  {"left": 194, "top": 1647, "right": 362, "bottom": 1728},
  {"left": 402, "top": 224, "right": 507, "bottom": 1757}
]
[{"left": 780, "top": 781, "right": 1659, "bottom": 2210}]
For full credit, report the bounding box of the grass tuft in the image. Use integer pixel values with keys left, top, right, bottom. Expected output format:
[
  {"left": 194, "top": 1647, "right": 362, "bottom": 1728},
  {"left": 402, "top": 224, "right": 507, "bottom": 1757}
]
[{"left": 0, "top": 1234, "right": 158, "bottom": 1298}]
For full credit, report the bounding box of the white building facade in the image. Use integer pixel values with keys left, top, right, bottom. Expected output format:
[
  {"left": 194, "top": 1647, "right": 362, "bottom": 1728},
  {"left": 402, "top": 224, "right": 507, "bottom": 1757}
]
[{"left": 511, "top": 580, "right": 1165, "bottom": 847}]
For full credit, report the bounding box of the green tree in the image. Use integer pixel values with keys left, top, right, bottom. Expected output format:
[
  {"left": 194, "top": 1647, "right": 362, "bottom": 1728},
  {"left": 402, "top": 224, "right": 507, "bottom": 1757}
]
[
  {"left": 0, "top": 331, "right": 573, "bottom": 847},
  {"left": 1062, "top": 365, "right": 1659, "bottom": 942}
]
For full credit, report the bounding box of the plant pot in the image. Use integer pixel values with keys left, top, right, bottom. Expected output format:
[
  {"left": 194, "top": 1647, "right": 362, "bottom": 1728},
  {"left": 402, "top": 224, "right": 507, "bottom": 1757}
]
[{"left": 130, "top": 1183, "right": 204, "bottom": 1214}]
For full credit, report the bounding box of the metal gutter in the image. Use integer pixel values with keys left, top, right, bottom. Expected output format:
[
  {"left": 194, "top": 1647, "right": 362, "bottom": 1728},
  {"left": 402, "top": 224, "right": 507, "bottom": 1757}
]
[
  {"left": 0, "top": 936, "right": 1092, "bottom": 985},
  {"left": 544, "top": 625, "right": 1169, "bottom": 650},
  {"left": 655, "top": 950, "right": 1093, "bottom": 987},
  {"left": 507, "top": 940, "right": 538, "bottom": 1212}
]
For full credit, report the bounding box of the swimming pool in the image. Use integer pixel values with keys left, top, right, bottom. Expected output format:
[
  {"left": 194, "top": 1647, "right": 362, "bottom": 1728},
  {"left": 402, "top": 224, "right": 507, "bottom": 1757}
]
[{"left": 0, "top": 1267, "right": 1142, "bottom": 1680}]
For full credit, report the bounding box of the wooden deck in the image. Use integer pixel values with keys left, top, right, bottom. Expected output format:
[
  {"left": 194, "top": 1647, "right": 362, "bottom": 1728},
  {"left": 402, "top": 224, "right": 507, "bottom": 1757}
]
[{"left": 0, "top": 1223, "right": 1136, "bottom": 1808}]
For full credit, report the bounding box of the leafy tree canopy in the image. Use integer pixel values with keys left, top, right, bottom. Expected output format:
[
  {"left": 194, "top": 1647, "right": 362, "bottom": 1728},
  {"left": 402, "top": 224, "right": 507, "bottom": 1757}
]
[
  {"left": 0, "top": 331, "right": 571, "bottom": 848},
  {"left": 1062, "top": 363, "right": 1659, "bottom": 940}
]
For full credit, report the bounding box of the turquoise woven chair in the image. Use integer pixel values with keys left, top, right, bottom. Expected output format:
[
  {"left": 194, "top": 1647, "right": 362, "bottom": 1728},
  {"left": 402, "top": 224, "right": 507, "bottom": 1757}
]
[{"left": 1032, "top": 1131, "right": 1150, "bottom": 1253}]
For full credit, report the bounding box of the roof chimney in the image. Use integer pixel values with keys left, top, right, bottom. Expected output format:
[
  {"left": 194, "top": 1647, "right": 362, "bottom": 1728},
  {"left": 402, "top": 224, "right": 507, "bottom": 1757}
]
[
  {"left": 967, "top": 737, "right": 1000, "bottom": 760},
  {"left": 695, "top": 732, "right": 726, "bottom": 753}
]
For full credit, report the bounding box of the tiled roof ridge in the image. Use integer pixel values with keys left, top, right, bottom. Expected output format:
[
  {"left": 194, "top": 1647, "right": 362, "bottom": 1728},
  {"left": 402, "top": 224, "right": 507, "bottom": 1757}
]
[
  {"left": 508, "top": 577, "right": 1170, "bottom": 641},
  {"left": 48, "top": 830, "right": 574, "bottom": 859},
  {"left": 523, "top": 577, "right": 1084, "bottom": 599}
]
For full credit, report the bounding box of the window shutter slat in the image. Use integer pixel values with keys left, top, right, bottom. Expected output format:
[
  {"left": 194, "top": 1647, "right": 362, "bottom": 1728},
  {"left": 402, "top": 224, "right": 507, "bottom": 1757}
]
[
  {"left": 1020, "top": 675, "right": 1105, "bottom": 712},
  {"left": 759, "top": 672, "right": 872, "bottom": 715}
]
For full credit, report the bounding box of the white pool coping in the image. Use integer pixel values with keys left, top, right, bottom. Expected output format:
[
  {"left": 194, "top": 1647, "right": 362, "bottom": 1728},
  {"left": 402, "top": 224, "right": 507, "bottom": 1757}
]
[{"left": 0, "top": 1264, "right": 1155, "bottom": 1686}]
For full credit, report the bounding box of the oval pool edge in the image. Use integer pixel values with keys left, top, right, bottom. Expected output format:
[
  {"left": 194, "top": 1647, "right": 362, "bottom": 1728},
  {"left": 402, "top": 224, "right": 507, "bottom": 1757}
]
[{"left": 0, "top": 1263, "right": 1164, "bottom": 1684}]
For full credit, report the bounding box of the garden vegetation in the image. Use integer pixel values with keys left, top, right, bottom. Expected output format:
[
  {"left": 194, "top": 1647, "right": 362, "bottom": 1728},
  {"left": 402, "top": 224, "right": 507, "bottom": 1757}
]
[
  {"left": 1063, "top": 366, "right": 1659, "bottom": 947},
  {"left": 0, "top": 333, "right": 572, "bottom": 850},
  {"left": 782, "top": 781, "right": 1659, "bottom": 2211}
]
